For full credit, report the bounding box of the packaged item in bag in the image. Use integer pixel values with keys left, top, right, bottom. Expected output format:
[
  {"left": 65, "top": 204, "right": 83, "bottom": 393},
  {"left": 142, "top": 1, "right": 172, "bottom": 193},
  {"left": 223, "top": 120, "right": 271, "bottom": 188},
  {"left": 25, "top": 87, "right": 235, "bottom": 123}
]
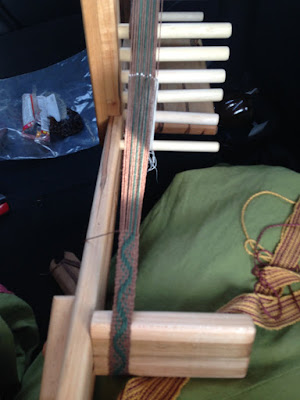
[
  {"left": 22, "top": 93, "right": 39, "bottom": 139},
  {"left": 22, "top": 92, "right": 65, "bottom": 142}
]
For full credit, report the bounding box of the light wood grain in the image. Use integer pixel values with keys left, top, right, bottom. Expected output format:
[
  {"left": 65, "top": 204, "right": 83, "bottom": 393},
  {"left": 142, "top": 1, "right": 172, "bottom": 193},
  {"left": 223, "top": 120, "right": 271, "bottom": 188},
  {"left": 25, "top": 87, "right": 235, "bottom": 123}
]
[
  {"left": 80, "top": 0, "right": 121, "bottom": 142},
  {"left": 55, "top": 116, "right": 123, "bottom": 400},
  {"left": 40, "top": 296, "right": 74, "bottom": 399},
  {"left": 118, "top": 23, "right": 232, "bottom": 39},
  {"left": 80, "top": 0, "right": 108, "bottom": 141},
  {"left": 91, "top": 311, "right": 255, "bottom": 377},
  {"left": 121, "top": 69, "right": 226, "bottom": 84},
  {"left": 97, "top": 0, "right": 121, "bottom": 115}
]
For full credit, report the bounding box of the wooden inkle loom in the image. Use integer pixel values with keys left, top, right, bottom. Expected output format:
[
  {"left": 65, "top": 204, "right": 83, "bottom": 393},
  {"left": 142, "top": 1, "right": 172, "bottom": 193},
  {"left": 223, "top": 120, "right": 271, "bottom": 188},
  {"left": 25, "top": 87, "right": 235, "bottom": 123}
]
[{"left": 40, "top": 1, "right": 256, "bottom": 399}]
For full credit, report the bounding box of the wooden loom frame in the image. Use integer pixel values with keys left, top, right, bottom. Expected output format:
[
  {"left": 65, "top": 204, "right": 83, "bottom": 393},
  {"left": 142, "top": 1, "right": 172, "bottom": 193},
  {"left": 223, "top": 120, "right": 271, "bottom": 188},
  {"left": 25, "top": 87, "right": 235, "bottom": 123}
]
[{"left": 40, "top": 1, "right": 256, "bottom": 399}]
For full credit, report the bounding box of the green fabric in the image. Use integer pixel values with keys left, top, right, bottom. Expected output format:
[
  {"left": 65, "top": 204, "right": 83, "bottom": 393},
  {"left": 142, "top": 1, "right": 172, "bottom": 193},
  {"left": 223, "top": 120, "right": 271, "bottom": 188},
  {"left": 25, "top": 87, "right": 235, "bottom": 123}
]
[
  {"left": 0, "top": 292, "right": 39, "bottom": 398},
  {"left": 0, "top": 314, "right": 19, "bottom": 387},
  {"left": 14, "top": 353, "right": 44, "bottom": 400},
  {"left": 14, "top": 165, "right": 300, "bottom": 399},
  {"left": 103, "top": 165, "right": 300, "bottom": 399}
]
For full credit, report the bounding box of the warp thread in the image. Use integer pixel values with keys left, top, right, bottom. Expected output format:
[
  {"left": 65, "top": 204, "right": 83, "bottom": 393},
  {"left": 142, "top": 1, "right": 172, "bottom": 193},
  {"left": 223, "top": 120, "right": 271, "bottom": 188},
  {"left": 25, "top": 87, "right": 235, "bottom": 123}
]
[{"left": 109, "top": 0, "right": 163, "bottom": 375}]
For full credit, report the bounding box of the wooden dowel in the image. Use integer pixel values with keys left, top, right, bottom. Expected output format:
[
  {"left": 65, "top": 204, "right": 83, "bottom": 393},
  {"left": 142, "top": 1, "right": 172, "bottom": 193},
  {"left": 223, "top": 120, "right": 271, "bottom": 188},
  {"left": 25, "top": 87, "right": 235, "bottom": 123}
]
[
  {"left": 122, "top": 89, "right": 224, "bottom": 103},
  {"left": 121, "top": 69, "right": 226, "bottom": 84},
  {"left": 49, "top": 252, "right": 80, "bottom": 295},
  {"left": 120, "top": 140, "right": 220, "bottom": 153},
  {"left": 91, "top": 311, "right": 256, "bottom": 377},
  {"left": 118, "top": 23, "right": 232, "bottom": 39},
  {"left": 160, "top": 11, "right": 204, "bottom": 22},
  {"left": 155, "top": 111, "right": 219, "bottom": 125},
  {"left": 120, "top": 47, "right": 230, "bottom": 62},
  {"left": 123, "top": 110, "right": 219, "bottom": 125}
]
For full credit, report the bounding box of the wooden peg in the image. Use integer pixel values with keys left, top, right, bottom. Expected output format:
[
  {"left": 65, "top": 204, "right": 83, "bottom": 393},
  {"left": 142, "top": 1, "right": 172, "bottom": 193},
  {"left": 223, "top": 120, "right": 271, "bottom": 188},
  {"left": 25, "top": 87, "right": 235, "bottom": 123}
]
[
  {"left": 160, "top": 12, "right": 204, "bottom": 22},
  {"left": 118, "top": 23, "right": 232, "bottom": 40},
  {"left": 121, "top": 69, "right": 226, "bottom": 84},
  {"left": 120, "top": 46, "right": 230, "bottom": 62},
  {"left": 120, "top": 140, "right": 220, "bottom": 153},
  {"left": 122, "top": 89, "right": 224, "bottom": 103},
  {"left": 123, "top": 110, "right": 219, "bottom": 126}
]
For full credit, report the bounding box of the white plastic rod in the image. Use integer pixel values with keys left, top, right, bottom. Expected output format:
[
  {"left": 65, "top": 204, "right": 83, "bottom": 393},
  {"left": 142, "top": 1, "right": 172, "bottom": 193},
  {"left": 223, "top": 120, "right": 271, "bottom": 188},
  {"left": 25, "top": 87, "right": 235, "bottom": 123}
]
[
  {"left": 155, "top": 110, "right": 219, "bottom": 125},
  {"left": 118, "top": 23, "right": 232, "bottom": 40},
  {"left": 123, "top": 110, "right": 219, "bottom": 126},
  {"left": 120, "top": 140, "right": 220, "bottom": 153},
  {"left": 121, "top": 69, "right": 226, "bottom": 84},
  {"left": 159, "top": 11, "right": 204, "bottom": 22},
  {"left": 120, "top": 47, "right": 230, "bottom": 62},
  {"left": 122, "top": 89, "right": 224, "bottom": 103}
]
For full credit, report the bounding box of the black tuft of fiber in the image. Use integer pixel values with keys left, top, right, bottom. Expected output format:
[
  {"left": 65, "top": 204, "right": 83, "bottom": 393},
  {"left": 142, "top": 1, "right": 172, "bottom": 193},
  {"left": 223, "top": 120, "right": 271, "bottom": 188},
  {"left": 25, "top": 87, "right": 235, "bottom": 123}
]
[{"left": 49, "top": 108, "right": 84, "bottom": 138}]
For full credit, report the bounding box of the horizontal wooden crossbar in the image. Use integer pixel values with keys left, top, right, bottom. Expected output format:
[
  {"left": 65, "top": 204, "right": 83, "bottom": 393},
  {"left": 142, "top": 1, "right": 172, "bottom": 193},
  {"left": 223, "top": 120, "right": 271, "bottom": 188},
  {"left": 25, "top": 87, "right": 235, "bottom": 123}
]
[{"left": 91, "top": 311, "right": 256, "bottom": 378}]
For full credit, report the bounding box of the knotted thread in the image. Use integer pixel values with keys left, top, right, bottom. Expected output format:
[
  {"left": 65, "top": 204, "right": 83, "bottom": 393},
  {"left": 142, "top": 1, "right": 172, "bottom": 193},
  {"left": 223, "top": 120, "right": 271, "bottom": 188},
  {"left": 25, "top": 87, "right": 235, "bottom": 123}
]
[
  {"left": 241, "top": 191, "right": 296, "bottom": 262},
  {"left": 220, "top": 192, "right": 300, "bottom": 329}
]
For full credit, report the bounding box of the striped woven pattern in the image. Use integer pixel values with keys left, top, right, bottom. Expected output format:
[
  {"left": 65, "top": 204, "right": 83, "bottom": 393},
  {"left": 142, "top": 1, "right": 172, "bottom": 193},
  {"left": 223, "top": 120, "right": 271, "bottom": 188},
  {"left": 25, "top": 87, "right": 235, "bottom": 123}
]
[
  {"left": 219, "top": 290, "right": 300, "bottom": 329},
  {"left": 118, "top": 377, "right": 189, "bottom": 400},
  {"left": 109, "top": 0, "right": 162, "bottom": 375},
  {"left": 220, "top": 198, "right": 300, "bottom": 329}
]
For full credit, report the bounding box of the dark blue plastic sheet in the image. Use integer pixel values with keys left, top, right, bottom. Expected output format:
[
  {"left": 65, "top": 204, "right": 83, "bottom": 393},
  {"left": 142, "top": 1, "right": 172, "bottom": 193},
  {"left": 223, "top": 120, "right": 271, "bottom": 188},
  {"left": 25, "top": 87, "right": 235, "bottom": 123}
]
[{"left": 0, "top": 50, "right": 99, "bottom": 160}]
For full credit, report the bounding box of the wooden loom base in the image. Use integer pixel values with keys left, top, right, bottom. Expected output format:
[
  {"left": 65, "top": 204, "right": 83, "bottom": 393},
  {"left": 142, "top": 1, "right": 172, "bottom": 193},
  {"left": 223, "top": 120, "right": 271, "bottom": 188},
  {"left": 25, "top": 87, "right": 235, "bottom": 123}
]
[{"left": 92, "top": 311, "right": 255, "bottom": 378}]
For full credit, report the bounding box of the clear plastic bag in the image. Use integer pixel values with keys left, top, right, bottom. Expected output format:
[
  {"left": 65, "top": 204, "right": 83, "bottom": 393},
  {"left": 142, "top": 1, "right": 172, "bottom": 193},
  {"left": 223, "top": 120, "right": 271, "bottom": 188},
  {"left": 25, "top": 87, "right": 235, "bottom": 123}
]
[
  {"left": 0, "top": 50, "right": 99, "bottom": 160},
  {"left": 215, "top": 89, "right": 256, "bottom": 129}
]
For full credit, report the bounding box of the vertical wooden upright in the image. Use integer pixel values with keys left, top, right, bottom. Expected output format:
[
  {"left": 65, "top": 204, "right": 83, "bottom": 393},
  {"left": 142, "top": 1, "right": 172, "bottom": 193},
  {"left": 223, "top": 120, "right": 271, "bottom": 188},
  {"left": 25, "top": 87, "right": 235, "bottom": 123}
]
[
  {"left": 49, "top": 116, "right": 123, "bottom": 400},
  {"left": 81, "top": 0, "right": 121, "bottom": 142}
]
